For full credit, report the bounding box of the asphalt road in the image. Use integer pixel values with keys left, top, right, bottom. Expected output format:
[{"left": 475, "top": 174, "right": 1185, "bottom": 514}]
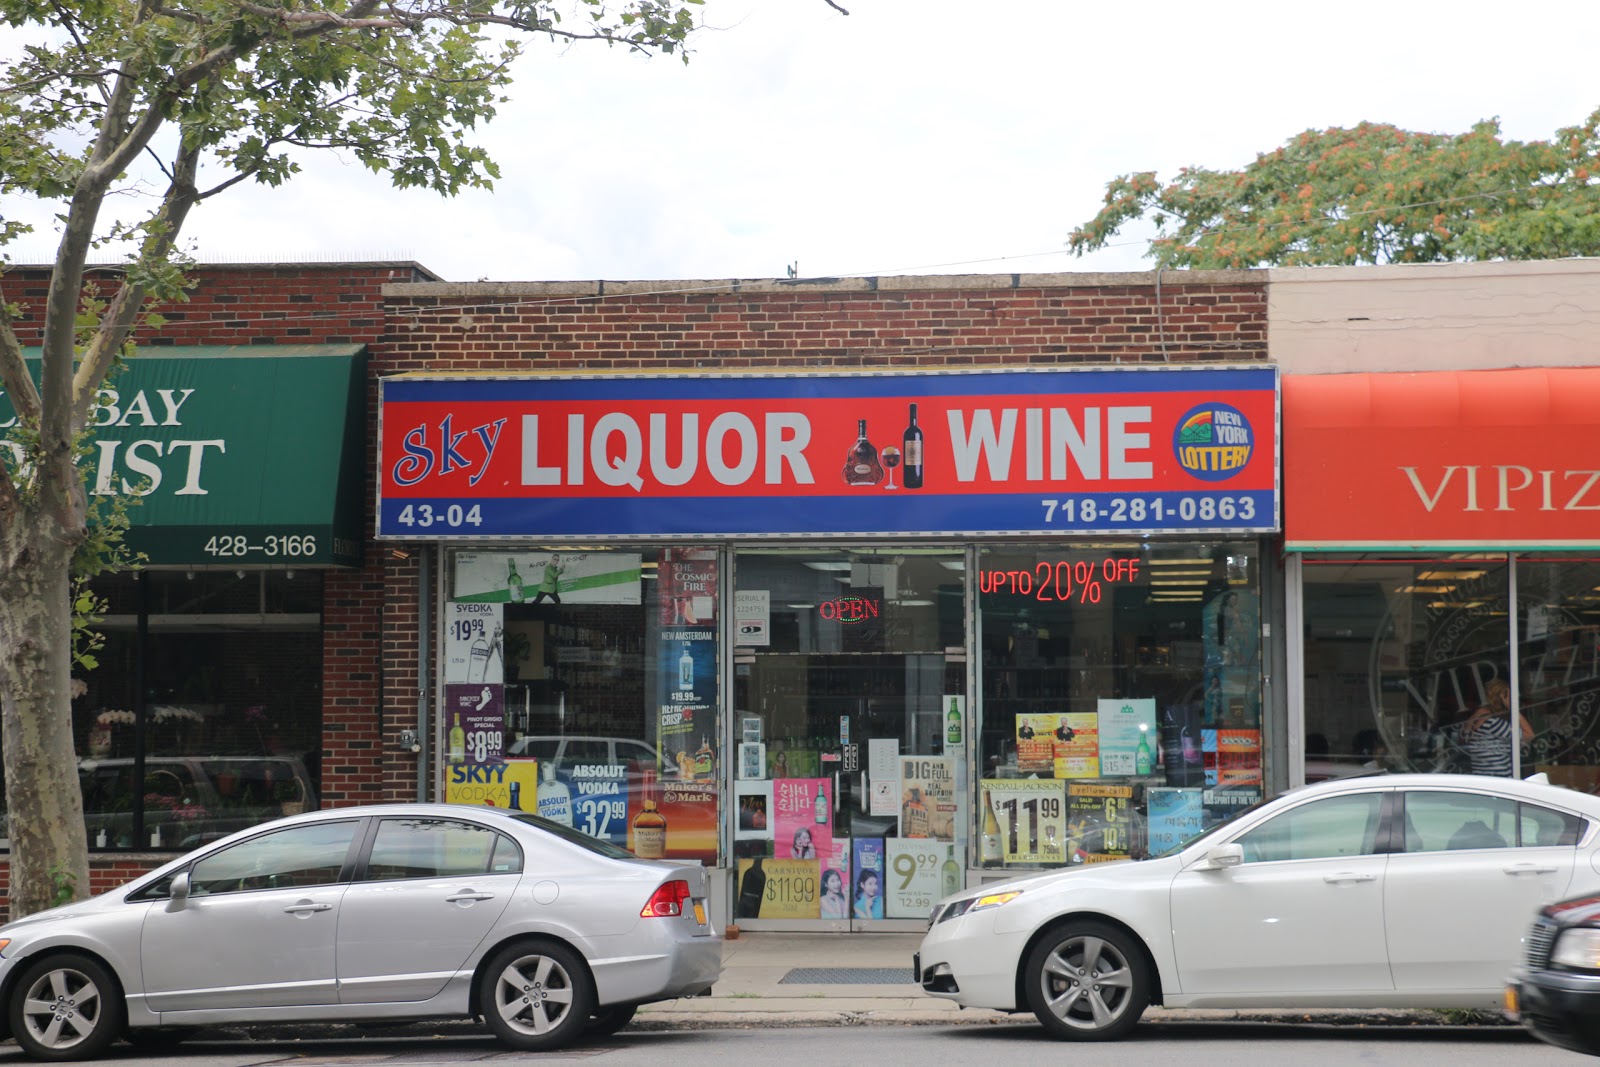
[{"left": 1, "top": 1021, "right": 1587, "bottom": 1067}]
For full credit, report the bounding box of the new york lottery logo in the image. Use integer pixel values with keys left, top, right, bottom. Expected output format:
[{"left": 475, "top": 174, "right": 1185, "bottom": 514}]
[{"left": 1173, "top": 403, "right": 1254, "bottom": 482}]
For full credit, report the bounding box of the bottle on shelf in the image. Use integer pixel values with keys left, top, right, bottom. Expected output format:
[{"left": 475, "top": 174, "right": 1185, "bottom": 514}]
[
  {"left": 841, "top": 418, "right": 884, "bottom": 486},
  {"left": 902, "top": 402, "right": 924, "bottom": 489},
  {"left": 941, "top": 844, "right": 961, "bottom": 896},
  {"left": 447, "top": 712, "right": 466, "bottom": 764}
]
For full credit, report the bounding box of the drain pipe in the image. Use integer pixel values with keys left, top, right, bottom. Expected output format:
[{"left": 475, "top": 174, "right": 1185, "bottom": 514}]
[{"left": 416, "top": 546, "right": 431, "bottom": 801}]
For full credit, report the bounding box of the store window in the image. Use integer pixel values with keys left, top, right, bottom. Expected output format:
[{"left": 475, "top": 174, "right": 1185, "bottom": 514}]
[
  {"left": 976, "top": 542, "right": 1264, "bottom": 870},
  {"left": 1301, "top": 555, "right": 1600, "bottom": 790},
  {"left": 442, "top": 547, "right": 721, "bottom": 866},
  {"left": 731, "top": 549, "right": 966, "bottom": 924},
  {"left": 64, "top": 570, "right": 324, "bottom": 851}
]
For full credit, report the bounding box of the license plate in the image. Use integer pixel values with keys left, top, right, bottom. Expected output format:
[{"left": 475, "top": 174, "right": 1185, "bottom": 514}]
[
  {"left": 693, "top": 901, "right": 707, "bottom": 926},
  {"left": 1503, "top": 986, "right": 1518, "bottom": 1013}
]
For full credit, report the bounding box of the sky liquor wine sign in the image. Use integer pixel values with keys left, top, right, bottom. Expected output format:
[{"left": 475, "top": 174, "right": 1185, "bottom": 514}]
[{"left": 376, "top": 367, "right": 1279, "bottom": 539}]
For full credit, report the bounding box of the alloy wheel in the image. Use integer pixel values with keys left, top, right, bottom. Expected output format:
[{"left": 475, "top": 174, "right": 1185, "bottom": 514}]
[
  {"left": 492, "top": 951, "right": 578, "bottom": 1036},
  {"left": 19, "top": 964, "right": 105, "bottom": 1053},
  {"left": 1036, "top": 932, "right": 1137, "bottom": 1031}
]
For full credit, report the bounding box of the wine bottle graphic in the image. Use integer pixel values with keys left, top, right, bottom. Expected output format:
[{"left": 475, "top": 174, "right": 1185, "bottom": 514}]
[{"left": 902, "top": 402, "right": 924, "bottom": 488}]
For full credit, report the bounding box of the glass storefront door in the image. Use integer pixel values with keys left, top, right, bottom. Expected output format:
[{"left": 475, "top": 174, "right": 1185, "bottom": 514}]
[{"left": 731, "top": 548, "right": 966, "bottom": 930}]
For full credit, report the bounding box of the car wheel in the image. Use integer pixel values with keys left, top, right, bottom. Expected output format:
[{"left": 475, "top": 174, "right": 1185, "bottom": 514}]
[
  {"left": 478, "top": 940, "right": 594, "bottom": 1052},
  {"left": 8, "top": 953, "right": 126, "bottom": 1062},
  {"left": 584, "top": 1002, "right": 639, "bottom": 1038},
  {"left": 1023, "top": 921, "right": 1149, "bottom": 1041}
]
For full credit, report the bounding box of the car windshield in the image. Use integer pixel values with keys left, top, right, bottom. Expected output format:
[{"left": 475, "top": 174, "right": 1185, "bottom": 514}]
[
  {"left": 1147, "top": 796, "right": 1274, "bottom": 858},
  {"left": 506, "top": 813, "right": 640, "bottom": 860}
]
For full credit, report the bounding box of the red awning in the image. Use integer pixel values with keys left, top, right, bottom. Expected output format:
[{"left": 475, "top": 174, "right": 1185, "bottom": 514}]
[{"left": 1284, "top": 367, "right": 1600, "bottom": 551}]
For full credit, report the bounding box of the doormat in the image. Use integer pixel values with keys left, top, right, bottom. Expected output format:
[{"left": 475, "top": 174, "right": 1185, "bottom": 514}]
[{"left": 778, "top": 967, "right": 916, "bottom": 984}]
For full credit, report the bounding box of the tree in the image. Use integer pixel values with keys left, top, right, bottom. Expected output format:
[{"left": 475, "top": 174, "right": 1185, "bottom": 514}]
[
  {"left": 0, "top": 0, "right": 709, "bottom": 918},
  {"left": 1067, "top": 109, "right": 1600, "bottom": 269}
]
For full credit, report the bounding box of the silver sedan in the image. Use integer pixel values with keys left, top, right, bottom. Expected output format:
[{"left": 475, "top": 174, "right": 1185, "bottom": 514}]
[{"left": 0, "top": 803, "right": 720, "bottom": 1060}]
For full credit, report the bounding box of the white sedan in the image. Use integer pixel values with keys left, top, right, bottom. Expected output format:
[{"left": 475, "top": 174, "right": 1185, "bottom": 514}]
[{"left": 917, "top": 773, "right": 1598, "bottom": 1040}]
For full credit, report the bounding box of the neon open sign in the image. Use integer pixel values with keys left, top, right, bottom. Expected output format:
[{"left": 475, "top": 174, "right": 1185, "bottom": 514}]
[
  {"left": 818, "top": 596, "right": 880, "bottom": 623},
  {"left": 979, "top": 557, "right": 1143, "bottom": 603}
]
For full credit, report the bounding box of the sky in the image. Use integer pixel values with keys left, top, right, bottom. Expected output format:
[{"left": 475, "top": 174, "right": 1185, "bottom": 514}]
[{"left": 3, "top": 0, "right": 1599, "bottom": 283}]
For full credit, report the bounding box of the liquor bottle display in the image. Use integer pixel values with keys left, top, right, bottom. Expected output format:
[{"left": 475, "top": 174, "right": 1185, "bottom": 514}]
[
  {"left": 841, "top": 418, "right": 885, "bottom": 486},
  {"left": 901, "top": 402, "right": 924, "bottom": 488}
]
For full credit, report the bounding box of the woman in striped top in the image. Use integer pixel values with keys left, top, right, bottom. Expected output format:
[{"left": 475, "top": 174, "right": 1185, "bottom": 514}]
[{"left": 1459, "top": 679, "right": 1532, "bottom": 777}]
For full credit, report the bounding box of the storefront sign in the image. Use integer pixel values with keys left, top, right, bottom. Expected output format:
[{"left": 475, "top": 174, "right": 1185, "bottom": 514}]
[
  {"left": 377, "top": 367, "right": 1279, "bottom": 538},
  {"left": 5, "top": 346, "right": 367, "bottom": 566},
  {"left": 1285, "top": 367, "right": 1600, "bottom": 550}
]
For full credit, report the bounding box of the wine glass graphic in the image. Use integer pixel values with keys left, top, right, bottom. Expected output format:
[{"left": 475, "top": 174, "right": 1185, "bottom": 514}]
[{"left": 881, "top": 444, "right": 901, "bottom": 489}]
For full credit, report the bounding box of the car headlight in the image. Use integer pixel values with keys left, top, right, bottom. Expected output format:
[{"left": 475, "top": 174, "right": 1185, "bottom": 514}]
[
  {"left": 1551, "top": 928, "right": 1600, "bottom": 971},
  {"left": 968, "top": 890, "right": 1024, "bottom": 913}
]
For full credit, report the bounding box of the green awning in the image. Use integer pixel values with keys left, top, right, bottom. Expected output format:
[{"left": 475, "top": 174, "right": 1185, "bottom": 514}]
[{"left": 3, "top": 345, "right": 366, "bottom": 567}]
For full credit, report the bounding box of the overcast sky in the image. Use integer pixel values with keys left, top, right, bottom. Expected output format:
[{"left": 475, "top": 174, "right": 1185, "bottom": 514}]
[{"left": 4, "top": 0, "right": 1599, "bottom": 282}]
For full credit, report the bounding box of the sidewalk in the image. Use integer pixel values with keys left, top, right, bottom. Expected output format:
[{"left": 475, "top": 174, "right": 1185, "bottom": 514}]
[{"left": 634, "top": 932, "right": 1506, "bottom": 1030}]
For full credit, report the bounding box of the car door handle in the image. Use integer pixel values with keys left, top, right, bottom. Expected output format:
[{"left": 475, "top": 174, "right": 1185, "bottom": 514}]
[
  {"left": 1322, "top": 872, "right": 1378, "bottom": 884},
  {"left": 1503, "top": 864, "right": 1559, "bottom": 876},
  {"left": 445, "top": 891, "right": 496, "bottom": 903},
  {"left": 283, "top": 902, "right": 334, "bottom": 914}
]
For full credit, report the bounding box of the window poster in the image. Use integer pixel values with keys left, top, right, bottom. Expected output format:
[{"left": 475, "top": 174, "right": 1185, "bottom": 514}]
[
  {"left": 735, "top": 780, "right": 773, "bottom": 842},
  {"left": 445, "top": 601, "right": 503, "bottom": 684},
  {"left": 735, "top": 857, "right": 819, "bottom": 920},
  {"left": 980, "top": 778, "right": 1068, "bottom": 865},
  {"left": 1014, "top": 712, "right": 1057, "bottom": 774},
  {"left": 454, "top": 551, "right": 642, "bottom": 605},
  {"left": 899, "top": 756, "right": 957, "bottom": 840},
  {"left": 886, "top": 838, "right": 948, "bottom": 919},
  {"left": 1067, "top": 782, "right": 1135, "bottom": 864},
  {"left": 1097, "top": 698, "right": 1156, "bottom": 776},
  {"left": 446, "top": 758, "right": 539, "bottom": 812},
  {"left": 868, "top": 738, "right": 900, "bottom": 816},
  {"left": 1202, "top": 728, "right": 1263, "bottom": 787},
  {"left": 657, "top": 779, "right": 719, "bottom": 865},
  {"left": 1049, "top": 713, "right": 1100, "bottom": 778},
  {"left": 565, "top": 763, "right": 628, "bottom": 846},
  {"left": 821, "top": 837, "right": 852, "bottom": 920},
  {"left": 1147, "top": 787, "right": 1205, "bottom": 857},
  {"left": 774, "top": 778, "right": 833, "bottom": 862},
  {"left": 851, "top": 838, "right": 886, "bottom": 919},
  {"left": 443, "top": 684, "right": 505, "bottom": 765}
]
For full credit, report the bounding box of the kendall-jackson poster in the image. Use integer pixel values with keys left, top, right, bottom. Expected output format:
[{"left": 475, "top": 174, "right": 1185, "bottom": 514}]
[{"left": 376, "top": 367, "right": 1279, "bottom": 539}]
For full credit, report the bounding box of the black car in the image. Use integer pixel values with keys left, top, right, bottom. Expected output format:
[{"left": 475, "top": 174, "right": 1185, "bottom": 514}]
[{"left": 1508, "top": 893, "right": 1600, "bottom": 1056}]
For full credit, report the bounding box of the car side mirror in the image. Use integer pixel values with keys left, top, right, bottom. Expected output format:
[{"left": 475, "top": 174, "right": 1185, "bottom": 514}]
[
  {"left": 167, "top": 871, "right": 191, "bottom": 911},
  {"left": 1202, "top": 843, "right": 1244, "bottom": 870}
]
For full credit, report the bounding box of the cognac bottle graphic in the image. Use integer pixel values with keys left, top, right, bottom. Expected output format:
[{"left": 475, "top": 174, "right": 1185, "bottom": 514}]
[
  {"left": 902, "top": 402, "right": 924, "bottom": 488},
  {"left": 841, "top": 419, "right": 884, "bottom": 486}
]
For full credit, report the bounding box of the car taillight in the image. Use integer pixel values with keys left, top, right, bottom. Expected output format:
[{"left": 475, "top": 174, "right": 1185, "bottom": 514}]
[{"left": 641, "top": 879, "right": 693, "bottom": 918}]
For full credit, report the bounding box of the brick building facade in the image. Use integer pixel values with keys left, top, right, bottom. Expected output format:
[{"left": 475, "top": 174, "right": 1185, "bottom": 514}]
[{"left": 1, "top": 263, "right": 1267, "bottom": 914}]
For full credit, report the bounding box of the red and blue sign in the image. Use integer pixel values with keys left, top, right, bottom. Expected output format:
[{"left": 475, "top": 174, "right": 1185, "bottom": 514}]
[{"left": 376, "top": 367, "right": 1279, "bottom": 538}]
